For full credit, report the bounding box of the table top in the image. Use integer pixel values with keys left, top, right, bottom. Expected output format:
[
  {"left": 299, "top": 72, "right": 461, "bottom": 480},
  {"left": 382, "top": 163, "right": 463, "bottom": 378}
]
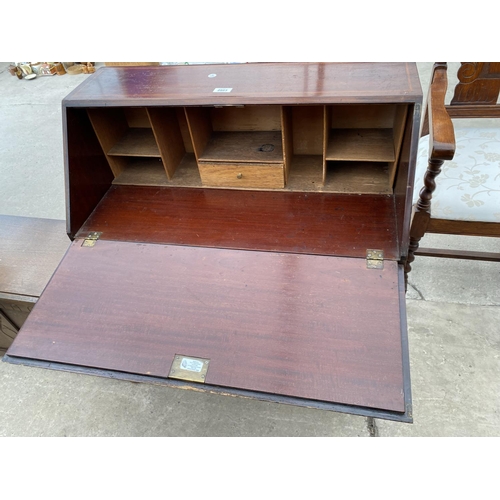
[
  {"left": 64, "top": 62, "right": 423, "bottom": 107},
  {"left": 0, "top": 215, "right": 70, "bottom": 298}
]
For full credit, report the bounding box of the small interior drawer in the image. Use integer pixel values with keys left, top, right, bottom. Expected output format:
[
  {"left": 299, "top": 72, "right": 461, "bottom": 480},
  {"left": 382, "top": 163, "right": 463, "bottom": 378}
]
[{"left": 198, "top": 162, "right": 285, "bottom": 188}]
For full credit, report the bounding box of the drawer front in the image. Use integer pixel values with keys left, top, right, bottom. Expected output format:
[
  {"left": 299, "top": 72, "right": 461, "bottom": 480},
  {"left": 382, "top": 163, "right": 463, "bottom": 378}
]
[{"left": 198, "top": 162, "right": 285, "bottom": 189}]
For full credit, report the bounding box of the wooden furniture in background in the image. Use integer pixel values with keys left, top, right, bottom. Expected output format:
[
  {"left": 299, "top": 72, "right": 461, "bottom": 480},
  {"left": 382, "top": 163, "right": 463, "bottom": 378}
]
[
  {"left": 0, "top": 216, "right": 69, "bottom": 355},
  {"left": 405, "top": 63, "right": 500, "bottom": 277},
  {"left": 4, "top": 63, "right": 422, "bottom": 422}
]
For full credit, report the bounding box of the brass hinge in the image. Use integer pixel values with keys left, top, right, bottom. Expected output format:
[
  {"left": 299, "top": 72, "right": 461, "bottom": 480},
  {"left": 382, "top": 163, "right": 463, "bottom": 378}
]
[
  {"left": 366, "top": 249, "right": 384, "bottom": 269},
  {"left": 81, "top": 232, "right": 102, "bottom": 247}
]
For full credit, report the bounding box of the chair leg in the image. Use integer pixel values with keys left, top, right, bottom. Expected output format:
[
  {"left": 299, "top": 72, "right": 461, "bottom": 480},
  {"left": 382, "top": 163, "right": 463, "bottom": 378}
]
[
  {"left": 404, "top": 215, "right": 428, "bottom": 290},
  {"left": 404, "top": 157, "right": 445, "bottom": 289}
]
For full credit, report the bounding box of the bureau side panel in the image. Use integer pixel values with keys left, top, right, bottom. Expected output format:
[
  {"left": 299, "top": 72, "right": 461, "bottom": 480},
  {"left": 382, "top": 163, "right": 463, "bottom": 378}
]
[
  {"left": 63, "top": 106, "right": 114, "bottom": 238},
  {"left": 394, "top": 104, "right": 421, "bottom": 259}
]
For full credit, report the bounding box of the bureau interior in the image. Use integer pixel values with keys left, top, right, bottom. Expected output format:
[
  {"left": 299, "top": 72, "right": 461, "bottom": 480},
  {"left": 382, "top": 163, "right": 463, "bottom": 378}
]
[
  {"left": 324, "top": 104, "right": 408, "bottom": 194},
  {"left": 84, "top": 103, "right": 408, "bottom": 194},
  {"left": 188, "top": 105, "right": 283, "bottom": 163},
  {"left": 86, "top": 106, "right": 200, "bottom": 186}
]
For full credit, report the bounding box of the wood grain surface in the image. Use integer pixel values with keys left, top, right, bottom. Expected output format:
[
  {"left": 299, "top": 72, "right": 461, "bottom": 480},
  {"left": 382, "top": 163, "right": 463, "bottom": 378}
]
[
  {"left": 107, "top": 128, "right": 161, "bottom": 157},
  {"left": 393, "top": 105, "right": 419, "bottom": 259},
  {"left": 8, "top": 240, "right": 406, "bottom": 412},
  {"left": 324, "top": 162, "right": 392, "bottom": 194},
  {"left": 77, "top": 185, "right": 399, "bottom": 259},
  {"left": 326, "top": 129, "right": 395, "bottom": 162},
  {"left": 211, "top": 105, "right": 282, "bottom": 131},
  {"left": 63, "top": 63, "right": 422, "bottom": 107},
  {"left": 147, "top": 107, "right": 186, "bottom": 179},
  {"left": 199, "top": 131, "right": 284, "bottom": 163},
  {"left": 64, "top": 107, "right": 115, "bottom": 237},
  {"left": 0, "top": 216, "right": 69, "bottom": 297},
  {"left": 114, "top": 156, "right": 202, "bottom": 187},
  {"left": 198, "top": 162, "right": 285, "bottom": 189}
]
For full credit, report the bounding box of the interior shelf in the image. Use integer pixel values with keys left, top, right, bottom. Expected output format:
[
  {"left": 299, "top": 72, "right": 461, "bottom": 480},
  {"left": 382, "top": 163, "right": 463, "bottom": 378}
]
[
  {"left": 324, "top": 161, "right": 392, "bottom": 194},
  {"left": 198, "top": 131, "right": 284, "bottom": 163},
  {"left": 113, "top": 155, "right": 201, "bottom": 187},
  {"left": 107, "top": 128, "right": 161, "bottom": 157},
  {"left": 326, "top": 129, "right": 395, "bottom": 162},
  {"left": 285, "top": 155, "right": 324, "bottom": 191},
  {"left": 86, "top": 103, "right": 408, "bottom": 194}
]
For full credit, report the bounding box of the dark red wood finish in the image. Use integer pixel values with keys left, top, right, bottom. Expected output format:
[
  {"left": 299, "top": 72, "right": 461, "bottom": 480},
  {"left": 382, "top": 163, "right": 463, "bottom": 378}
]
[
  {"left": 5, "top": 63, "right": 422, "bottom": 421},
  {"left": 62, "top": 63, "right": 422, "bottom": 261},
  {"left": 63, "top": 63, "right": 422, "bottom": 107},
  {"left": 64, "top": 107, "right": 114, "bottom": 237},
  {"left": 394, "top": 105, "right": 421, "bottom": 259},
  {"left": 78, "top": 185, "right": 399, "bottom": 259},
  {"left": 8, "top": 240, "right": 405, "bottom": 412}
]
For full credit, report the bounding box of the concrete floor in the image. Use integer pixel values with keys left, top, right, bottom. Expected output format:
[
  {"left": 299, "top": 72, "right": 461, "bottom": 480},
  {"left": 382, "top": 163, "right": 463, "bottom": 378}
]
[{"left": 0, "top": 62, "right": 499, "bottom": 437}]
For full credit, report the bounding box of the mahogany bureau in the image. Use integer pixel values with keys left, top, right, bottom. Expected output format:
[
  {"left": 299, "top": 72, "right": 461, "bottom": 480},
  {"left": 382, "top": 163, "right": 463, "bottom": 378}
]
[{"left": 4, "top": 63, "right": 422, "bottom": 422}]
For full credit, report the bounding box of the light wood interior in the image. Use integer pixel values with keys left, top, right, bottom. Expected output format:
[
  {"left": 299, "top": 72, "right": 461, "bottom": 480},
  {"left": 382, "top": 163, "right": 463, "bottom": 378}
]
[
  {"left": 88, "top": 106, "right": 192, "bottom": 181},
  {"left": 124, "top": 108, "right": 151, "bottom": 128},
  {"left": 326, "top": 129, "right": 395, "bottom": 162},
  {"left": 198, "top": 162, "right": 285, "bottom": 189},
  {"left": 211, "top": 105, "right": 281, "bottom": 131},
  {"left": 285, "top": 105, "right": 325, "bottom": 187},
  {"left": 323, "top": 104, "right": 408, "bottom": 192},
  {"left": 185, "top": 107, "right": 212, "bottom": 160},
  {"left": 89, "top": 104, "right": 408, "bottom": 194},
  {"left": 188, "top": 106, "right": 285, "bottom": 164},
  {"left": 113, "top": 156, "right": 201, "bottom": 187},
  {"left": 87, "top": 107, "right": 129, "bottom": 177},
  {"left": 324, "top": 161, "right": 392, "bottom": 194},
  {"left": 107, "top": 128, "right": 160, "bottom": 157},
  {"left": 147, "top": 107, "right": 186, "bottom": 178},
  {"left": 282, "top": 106, "right": 293, "bottom": 183},
  {"left": 199, "top": 131, "right": 284, "bottom": 163}
]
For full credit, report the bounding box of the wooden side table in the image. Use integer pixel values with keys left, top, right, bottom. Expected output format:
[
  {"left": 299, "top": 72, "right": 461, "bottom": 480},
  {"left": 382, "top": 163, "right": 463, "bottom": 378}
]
[{"left": 0, "top": 215, "right": 69, "bottom": 354}]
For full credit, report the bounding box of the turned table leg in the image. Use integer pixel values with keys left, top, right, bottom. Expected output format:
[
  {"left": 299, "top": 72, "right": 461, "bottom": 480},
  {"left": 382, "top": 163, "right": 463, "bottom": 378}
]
[{"left": 404, "top": 157, "right": 445, "bottom": 289}]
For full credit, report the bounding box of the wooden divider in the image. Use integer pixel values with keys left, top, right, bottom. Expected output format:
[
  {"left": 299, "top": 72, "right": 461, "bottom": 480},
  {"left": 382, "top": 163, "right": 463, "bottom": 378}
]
[{"left": 86, "top": 103, "right": 408, "bottom": 194}]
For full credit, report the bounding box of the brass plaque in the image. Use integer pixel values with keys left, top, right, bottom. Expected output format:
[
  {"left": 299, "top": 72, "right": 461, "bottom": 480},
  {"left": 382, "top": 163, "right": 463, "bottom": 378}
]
[{"left": 169, "top": 355, "right": 210, "bottom": 383}]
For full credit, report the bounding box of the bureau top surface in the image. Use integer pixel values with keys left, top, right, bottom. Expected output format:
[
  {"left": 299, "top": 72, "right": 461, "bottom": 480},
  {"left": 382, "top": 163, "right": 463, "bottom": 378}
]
[{"left": 63, "top": 62, "right": 422, "bottom": 106}]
